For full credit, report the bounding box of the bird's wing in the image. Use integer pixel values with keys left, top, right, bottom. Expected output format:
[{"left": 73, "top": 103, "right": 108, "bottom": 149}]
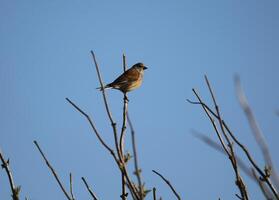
[{"left": 111, "top": 68, "right": 140, "bottom": 85}]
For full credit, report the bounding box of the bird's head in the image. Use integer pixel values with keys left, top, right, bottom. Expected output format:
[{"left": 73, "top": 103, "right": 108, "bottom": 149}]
[{"left": 133, "top": 62, "right": 148, "bottom": 71}]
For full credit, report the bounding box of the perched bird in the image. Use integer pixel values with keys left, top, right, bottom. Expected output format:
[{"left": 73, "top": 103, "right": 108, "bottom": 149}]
[{"left": 98, "top": 62, "right": 148, "bottom": 93}]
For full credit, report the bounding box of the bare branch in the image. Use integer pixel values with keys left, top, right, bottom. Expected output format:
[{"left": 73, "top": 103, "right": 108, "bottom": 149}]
[
  {"left": 90, "top": 51, "right": 121, "bottom": 160},
  {"left": 81, "top": 177, "right": 98, "bottom": 200},
  {"left": 192, "top": 89, "right": 231, "bottom": 157},
  {"left": 204, "top": 75, "right": 249, "bottom": 200},
  {"left": 190, "top": 94, "right": 279, "bottom": 199},
  {"left": 66, "top": 97, "right": 139, "bottom": 199},
  {"left": 0, "top": 148, "right": 20, "bottom": 200},
  {"left": 153, "top": 187, "right": 157, "bottom": 200},
  {"left": 190, "top": 76, "right": 279, "bottom": 199},
  {"left": 66, "top": 98, "right": 116, "bottom": 160},
  {"left": 70, "top": 173, "right": 75, "bottom": 200},
  {"left": 235, "top": 75, "right": 279, "bottom": 189},
  {"left": 33, "top": 140, "right": 72, "bottom": 200},
  {"left": 152, "top": 170, "right": 181, "bottom": 200},
  {"left": 128, "top": 113, "right": 144, "bottom": 199}
]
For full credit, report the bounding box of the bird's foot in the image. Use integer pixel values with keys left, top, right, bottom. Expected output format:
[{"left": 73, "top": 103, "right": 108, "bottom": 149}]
[{"left": 124, "top": 94, "right": 129, "bottom": 102}]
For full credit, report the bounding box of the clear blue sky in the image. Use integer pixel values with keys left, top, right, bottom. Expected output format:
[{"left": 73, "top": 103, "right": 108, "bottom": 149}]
[{"left": 1, "top": 1, "right": 279, "bottom": 199}]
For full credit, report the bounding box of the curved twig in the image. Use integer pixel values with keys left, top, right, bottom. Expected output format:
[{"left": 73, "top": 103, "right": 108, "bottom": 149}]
[
  {"left": 66, "top": 98, "right": 116, "bottom": 159},
  {"left": 69, "top": 173, "right": 75, "bottom": 200},
  {"left": 152, "top": 170, "right": 181, "bottom": 200},
  {"left": 153, "top": 187, "right": 157, "bottom": 200},
  {"left": 82, "top": 177, "right": 99, "bottom": 200},
  {"left": 33, "top": 141, "right": 72, "bottom": 200}
]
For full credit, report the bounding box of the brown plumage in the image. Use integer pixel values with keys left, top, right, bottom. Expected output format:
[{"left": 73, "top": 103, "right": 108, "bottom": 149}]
[{"left": 98, "top": 62, "right": 147, "bottom": 93}]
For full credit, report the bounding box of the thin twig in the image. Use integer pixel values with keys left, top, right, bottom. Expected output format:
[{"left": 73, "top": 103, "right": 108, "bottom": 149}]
[
  {"left": 192, "top": 89, "right": 231, "bottom": 157},
  {"left": 235, "top": 76, "right": 279, "bottom": 189},
  {"left": 81, "top": 177, "right": 98, "bottom": 200},
  {"left": 70, "top": 173, "right": 75, "bottom": 200},
  {"left": 123, "top": 53, "right": 127, "bottom": 71},
  {"left": 33, "top": 140, "right": 72, "bottom": 200},
  {"left": 152, "top": 170, "right": 181, "bottom": 200},
  {"left": 128, "top": 113, "right": 144, "bottom": 199},
  {"left": 90, "top": 51, "right": 121, "bottom": 160},
  {"left": 66, "top": 98, "right": 116, "bottom": 160},
  {"left": 0, "top": 148, "right": 20, "bottom": 200},
  {"left": 153, "top": 187, "right": 157, "bottom": 200},
  {"left": 125, "top": 182, "right": 138, "bottom": 200}
]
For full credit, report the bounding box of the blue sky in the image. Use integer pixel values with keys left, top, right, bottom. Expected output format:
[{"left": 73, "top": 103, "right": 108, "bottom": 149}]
[{"left": 1, "top": 0, "right": 279, "bottom": 199}]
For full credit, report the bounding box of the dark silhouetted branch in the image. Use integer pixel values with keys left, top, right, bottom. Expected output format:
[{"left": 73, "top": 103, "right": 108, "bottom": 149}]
[
  {"left": 153, "top": 187, "right": 157, "bottom": 200},
  {"left": 0, "top": 148, "right": 20, "bottom": 200},
  {"left": 90, "top": 51, "right": 122, "bottom": 161},
  {"left": 33, "top": 140, "right": 72, "bottom": 200},
  {"left": 66, "top": 98, "right": 116, "bottom": 161},
  {"left": 152, "top": 170, "right": 181, "bottom": 200},
  {"left": 81, "top": 177, "right": 98, "bottom": 200},
  {"left": 69, "top": 173, "right": 75, "bottom": 200}
]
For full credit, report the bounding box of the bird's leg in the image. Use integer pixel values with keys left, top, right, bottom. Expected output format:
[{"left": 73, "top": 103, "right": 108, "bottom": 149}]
[{"left": 124, "top": 93, "right": 129, "bottom": 102}]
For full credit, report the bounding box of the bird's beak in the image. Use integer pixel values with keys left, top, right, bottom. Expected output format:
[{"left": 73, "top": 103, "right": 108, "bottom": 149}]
[{"left": 143, "top": 66, "right": 148, "bottom": 70}]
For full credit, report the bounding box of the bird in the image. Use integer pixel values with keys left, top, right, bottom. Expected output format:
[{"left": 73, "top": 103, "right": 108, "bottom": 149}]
[{"left": 98, "top": 62, "right": 148, "bottom": 94}]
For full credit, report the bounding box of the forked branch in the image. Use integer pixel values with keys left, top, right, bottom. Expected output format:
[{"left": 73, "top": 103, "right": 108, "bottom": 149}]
[{"left": 189, "top": 76, "right": 279, "bottom": 200}]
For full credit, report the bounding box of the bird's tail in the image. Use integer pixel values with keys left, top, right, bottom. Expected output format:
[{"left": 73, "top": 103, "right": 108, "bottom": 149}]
[{"left": 96, "top": 84, "right": 112, "bottom": 91}]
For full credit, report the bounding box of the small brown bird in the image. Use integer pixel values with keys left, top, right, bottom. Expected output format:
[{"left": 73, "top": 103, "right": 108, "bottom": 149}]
[{"left": 98, "top": 62, "right": 147, "bottom": 93}]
